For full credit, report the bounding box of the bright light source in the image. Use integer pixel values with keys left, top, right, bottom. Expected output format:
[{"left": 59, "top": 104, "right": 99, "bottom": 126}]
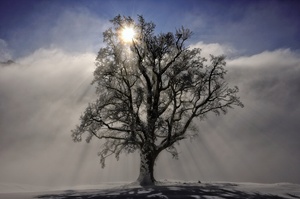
[{"left": 121, "top": 27, "right": 135, "bottom": 42}]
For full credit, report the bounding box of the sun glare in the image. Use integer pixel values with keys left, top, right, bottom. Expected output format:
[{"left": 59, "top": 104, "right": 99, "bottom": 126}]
[{"left": 121, "top": 27, "right": 135, "bottom": 43}]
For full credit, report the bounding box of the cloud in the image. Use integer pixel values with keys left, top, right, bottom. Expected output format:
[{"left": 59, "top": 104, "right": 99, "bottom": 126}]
[
  {"left": 224, "top": 49, "right": 300, "bottom": 182},
  {"left": 0, "top": 5, "right": 116, "bottom": 187},
  {"left": 0, "top": 39, "right": 12, "bottom": 62},
  {"left": 0, "top": 48, "right": 108, "bottom": 186},
  {"left": 228, "top": 49, "right": 300, "bottom": 106},
  {"left": 189, "top": 41, "right": 236, "bottom": 58},
  {"left": 158, "top": 48, "right": 300, "bottom": 183},
  {"left": 1, "top": 43, "right": 300, "bottom": 188}
]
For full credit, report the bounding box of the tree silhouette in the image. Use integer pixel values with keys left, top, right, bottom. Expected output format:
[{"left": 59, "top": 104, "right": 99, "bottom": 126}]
[{"left": 72, "top": 15, "right": 243, "bottom": 185}]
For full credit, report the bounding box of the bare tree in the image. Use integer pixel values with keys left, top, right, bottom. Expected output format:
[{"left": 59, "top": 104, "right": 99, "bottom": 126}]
[{"left": 72, "top": 15, "right": 243, "bottom": 185}]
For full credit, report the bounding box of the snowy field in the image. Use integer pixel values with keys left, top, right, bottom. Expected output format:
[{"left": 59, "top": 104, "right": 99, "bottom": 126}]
[{"left": 0, "top": 181, "right": 299, "bottom": 199}]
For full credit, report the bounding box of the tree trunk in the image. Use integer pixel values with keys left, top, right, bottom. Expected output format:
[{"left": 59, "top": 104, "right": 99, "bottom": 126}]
[{"left": 137, "top": 148, "right": 158, "bottom": 186}]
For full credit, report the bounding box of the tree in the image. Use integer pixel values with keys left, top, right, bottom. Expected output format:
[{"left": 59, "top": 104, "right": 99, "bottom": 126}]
[{"left": 72, "top": 15, "right": 243, "bottom": 186}]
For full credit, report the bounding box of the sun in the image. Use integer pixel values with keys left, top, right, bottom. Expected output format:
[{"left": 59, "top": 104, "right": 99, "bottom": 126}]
[{"left": 121, "top": 27, "right": 135, "bottom": 42}]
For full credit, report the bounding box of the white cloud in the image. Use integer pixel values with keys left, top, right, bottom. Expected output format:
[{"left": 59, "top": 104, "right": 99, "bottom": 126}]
[
  {"left": 189, "top": 41, "right": 236, "bottom": 58},
  {"left": 228, "top": 48, "right": 300, "bottom": 69},
  {"left": 227, "top": 49, "right": 300, "bottom": 104}
]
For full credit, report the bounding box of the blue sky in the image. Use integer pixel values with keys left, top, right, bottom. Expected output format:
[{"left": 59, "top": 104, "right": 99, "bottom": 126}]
[
  {"left": 1, "top": 0, "right": 300, "bottom": 58},
  {"left": 1, "top": 0, "right": 300, "bottom": 190}
]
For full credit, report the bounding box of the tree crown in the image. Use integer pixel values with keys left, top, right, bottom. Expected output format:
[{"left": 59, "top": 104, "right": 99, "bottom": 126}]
[{"left": 72, "top": 15, "right": 243, "bottom": 167}]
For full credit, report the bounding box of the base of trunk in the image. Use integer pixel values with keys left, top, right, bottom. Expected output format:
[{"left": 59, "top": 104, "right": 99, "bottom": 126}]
[
  {"left": 137, "top": 149, "right": 157, "bottom": 186},
  {"left": 137, "top": 172, "right": 156, "bottom": 186}
]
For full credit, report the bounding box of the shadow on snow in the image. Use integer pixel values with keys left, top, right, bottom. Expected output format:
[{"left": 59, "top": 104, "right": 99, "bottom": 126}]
[{"left": 36, "top": 183, "right": 290, "bottom": 199}]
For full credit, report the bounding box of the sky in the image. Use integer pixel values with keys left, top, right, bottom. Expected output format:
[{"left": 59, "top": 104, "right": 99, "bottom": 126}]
[{"left": 1, "top": 0, "right": 300, "bottom": 190}]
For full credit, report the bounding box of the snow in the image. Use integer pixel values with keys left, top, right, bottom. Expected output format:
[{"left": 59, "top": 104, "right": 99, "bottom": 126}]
[
  {"left": 236, "top": 182, "right": 300, "bottom": 198},
  {"left": 167, "top": 186, "right": 183, "bottom": 191},
  {"left": 147, "top": 192, "right": 168, "bottom": 198},
  {"left": 0, "top": 181, "right": 299, "bottom": 199},
  {"left": 204, "top": 197, "right": 223, "bottom": 199},
  {"left": 138, "top": 188, "right": 154, "bottom": 194}
]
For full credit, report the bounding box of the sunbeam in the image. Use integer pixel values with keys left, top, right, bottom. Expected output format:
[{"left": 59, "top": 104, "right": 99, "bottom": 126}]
[{"left": 1, "top": 1, "right": 300, "bottom": 193}]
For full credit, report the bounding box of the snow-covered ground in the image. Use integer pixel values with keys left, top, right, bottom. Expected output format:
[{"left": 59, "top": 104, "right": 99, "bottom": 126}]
[{"left": 0, "top": 181, "right": 299, "bottom": 199}]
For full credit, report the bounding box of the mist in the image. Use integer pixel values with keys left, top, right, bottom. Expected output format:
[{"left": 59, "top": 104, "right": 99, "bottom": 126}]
[
  {"left": 1, "top": 1, "right": 300, "bottom": 191},
  {"left": 1, "top": 45, "right": 300, "bottom": 190}
]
